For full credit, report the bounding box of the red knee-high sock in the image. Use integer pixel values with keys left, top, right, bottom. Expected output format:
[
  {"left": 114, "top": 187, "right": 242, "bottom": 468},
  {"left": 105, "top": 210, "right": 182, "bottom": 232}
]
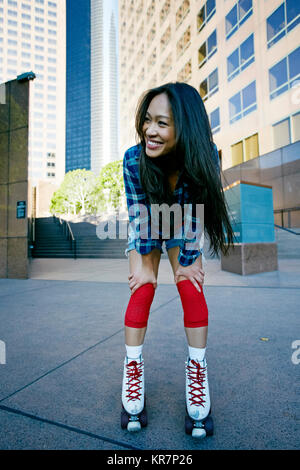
[
  {"left": 176, "top": 280, "right": 208, "bottom": 328},
  {"left": 124, "top": 283, "right": 155, "bottom": 328}
]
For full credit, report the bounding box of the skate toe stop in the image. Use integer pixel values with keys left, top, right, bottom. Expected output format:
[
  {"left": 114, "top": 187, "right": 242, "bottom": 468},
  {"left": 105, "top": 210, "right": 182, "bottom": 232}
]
[
  {"left": 127, "top": 421, "right": 141, "bottom": 432},
  {"left": 192, "top": 428, "right": 206, "bottom": 439}
]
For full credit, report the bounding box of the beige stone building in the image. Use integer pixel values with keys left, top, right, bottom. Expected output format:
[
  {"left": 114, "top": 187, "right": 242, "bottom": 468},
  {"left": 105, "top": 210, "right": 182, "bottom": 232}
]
[
  {"left": 0, "top": 0, "right": 66, "bottom": 185},
  {"left": 118, "top": 0, "right": 300, "bottom": 171}
]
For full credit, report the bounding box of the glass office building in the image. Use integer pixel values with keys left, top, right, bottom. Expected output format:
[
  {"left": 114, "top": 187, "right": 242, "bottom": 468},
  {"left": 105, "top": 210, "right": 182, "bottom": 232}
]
[
  {"left": 66, "top": 0, "right": 119, "bottom": 175},
  {"left": 66, "top": 0, "right": 91, "bottom": 172}
]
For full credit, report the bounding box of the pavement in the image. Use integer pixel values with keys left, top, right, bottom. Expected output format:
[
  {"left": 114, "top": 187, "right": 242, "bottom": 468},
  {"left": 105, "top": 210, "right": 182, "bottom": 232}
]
[{"left": 0, "top": 256, "right": 299, "bottom": 450}]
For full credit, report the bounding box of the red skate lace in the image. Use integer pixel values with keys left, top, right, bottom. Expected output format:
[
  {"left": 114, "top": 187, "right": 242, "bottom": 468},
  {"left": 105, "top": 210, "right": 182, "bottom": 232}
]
[
  {"left": 126, "top": 360, "right": 143, "bottom": 402},
  {"left": 187, "top": 360, "right": 206, "bottom": 407}
]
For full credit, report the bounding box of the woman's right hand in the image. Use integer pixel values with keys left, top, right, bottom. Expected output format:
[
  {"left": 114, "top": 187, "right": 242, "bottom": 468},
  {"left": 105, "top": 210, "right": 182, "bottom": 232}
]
[{"left": 128, "top": 267, "right": 157, "bottom": 295}]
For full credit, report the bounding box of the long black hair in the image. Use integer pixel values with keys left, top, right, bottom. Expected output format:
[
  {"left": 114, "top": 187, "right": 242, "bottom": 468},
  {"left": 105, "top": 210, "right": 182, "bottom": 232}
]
[{"left": 135, "top": 81, "right": 234, "bottom": 257}]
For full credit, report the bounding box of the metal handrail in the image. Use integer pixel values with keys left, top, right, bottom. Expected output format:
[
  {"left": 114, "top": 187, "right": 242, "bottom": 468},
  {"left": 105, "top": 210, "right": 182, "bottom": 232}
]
[
  {"left": 53, "top": 215, "right": 77, "bottom": 259},
  {"left": 274, "top": 224, "right": 300, "bottom": 236},
  {"left": 273, "top": 206, "right": 300, "bottom": 230}
]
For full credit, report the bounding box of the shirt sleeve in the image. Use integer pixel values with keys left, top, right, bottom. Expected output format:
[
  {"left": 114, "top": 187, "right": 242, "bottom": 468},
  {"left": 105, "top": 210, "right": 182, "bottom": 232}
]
[{"left": 123, "top": 149, "right": 161, "bottom": 255}]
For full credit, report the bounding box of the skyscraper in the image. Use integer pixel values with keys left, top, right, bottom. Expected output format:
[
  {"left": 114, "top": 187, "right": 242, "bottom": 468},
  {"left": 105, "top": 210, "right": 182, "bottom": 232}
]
[
  {"left": 0, "top": 0, "right": 66, "bottom": 184},
  {"left": 66, "top": 0, "right": 119, "bottom": 176},
  {"left": 118, "top": 0, "right": 300, "bottom": 170}
]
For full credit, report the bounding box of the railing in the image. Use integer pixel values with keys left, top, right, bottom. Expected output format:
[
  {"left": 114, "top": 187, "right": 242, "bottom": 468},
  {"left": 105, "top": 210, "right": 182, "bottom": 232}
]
[
  {"left": 274, "top": 224, "right": 300, "bottom": 236},
  {"left": 28, "top": 216, "right": 36, "bottom": 257},
  {"left": 53, "top": 215, "right": 77, "bottom": 259},
  {"left": 274, "top": 206, "right": 300, "bottom": 231}
]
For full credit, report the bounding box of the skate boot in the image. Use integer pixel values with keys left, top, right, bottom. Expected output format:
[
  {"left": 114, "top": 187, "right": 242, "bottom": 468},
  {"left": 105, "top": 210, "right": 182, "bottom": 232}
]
[
  {"left": 185, "top": 357, "right": 213, "bottom": 438},
  {"left": 121, "top": 355, "right": 147, "bottom": 432}
]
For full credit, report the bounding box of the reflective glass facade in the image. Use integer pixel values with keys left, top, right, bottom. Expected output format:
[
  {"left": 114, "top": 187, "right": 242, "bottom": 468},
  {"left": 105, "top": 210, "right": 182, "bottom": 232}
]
[{"left": 66, "top": 0, "right": 91, "bottom": 172}]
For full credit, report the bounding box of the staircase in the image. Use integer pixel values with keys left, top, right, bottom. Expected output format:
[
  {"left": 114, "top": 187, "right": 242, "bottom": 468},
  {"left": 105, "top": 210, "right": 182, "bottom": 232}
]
[
  {"left": 32, "top": 217, "right": 75, "bottom": 258},
  {"left": 32, "top": 217, "right": 128, "bottom": 259},
  {"left": 31, "top": 217, "right": 300, "bottom": 260},
  {"left": 275, "top": 226, "right": 300, "bottom": 259},
  {"left": 70, "top": 220, "right": 127, "bottom": 258}
]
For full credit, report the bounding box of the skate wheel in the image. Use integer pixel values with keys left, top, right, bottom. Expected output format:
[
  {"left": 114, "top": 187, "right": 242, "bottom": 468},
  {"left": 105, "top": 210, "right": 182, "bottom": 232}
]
[
  {"left": 204, "top": 415, "right": 214, "bottom": 436},
  {"left": 185, "top": 415, "right": 194, "bottom": 435},
  {"left": 127, "top": 421, "right": 141, "bottom": 432},
  {"left": 139, "top": 408, "right": 148, "bottom": 427},
  {"left": 121, "top": 409, "right": 129, "bottom": 429},
  {"left": 192, "top": 427, "right": 206, "bottom": 439}
]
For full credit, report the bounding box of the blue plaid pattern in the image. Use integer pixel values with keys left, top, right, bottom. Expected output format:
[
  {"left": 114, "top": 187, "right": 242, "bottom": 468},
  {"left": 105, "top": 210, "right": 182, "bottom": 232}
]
[{"left": 123, "top": 143, "right": 220, "bottom": 266}]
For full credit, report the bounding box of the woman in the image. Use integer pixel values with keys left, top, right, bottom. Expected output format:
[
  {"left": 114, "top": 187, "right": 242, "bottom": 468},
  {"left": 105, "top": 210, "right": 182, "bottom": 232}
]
[{"left": 121, "top": 82, "right": 234, "bottom": 437}]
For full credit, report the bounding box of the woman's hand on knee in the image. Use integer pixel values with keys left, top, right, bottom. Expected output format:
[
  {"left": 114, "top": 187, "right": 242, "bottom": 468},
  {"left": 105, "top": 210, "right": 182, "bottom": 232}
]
[
  {"left": 128, "top": 267, "right": 157, "bottom": 294},
  {"left": 174, "top": 256, "right": 205, "bottom": 293}
]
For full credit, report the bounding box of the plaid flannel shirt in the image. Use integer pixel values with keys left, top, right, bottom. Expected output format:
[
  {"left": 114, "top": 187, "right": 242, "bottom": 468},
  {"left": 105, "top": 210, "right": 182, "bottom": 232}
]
[{"left": 123, "top": 143, "right": 220, "bottom": 266}]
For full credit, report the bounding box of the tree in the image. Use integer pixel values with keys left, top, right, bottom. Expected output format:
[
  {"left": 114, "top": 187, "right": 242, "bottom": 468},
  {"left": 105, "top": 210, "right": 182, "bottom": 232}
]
[
  {"left": 97, "top": 160, "right": 125, "bottom": 213},
  {"left": 50, "top": 169, "right": 97, "bottom": 216}
]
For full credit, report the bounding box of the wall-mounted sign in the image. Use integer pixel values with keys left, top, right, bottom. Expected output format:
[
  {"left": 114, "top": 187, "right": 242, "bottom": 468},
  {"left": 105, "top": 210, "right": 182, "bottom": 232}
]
[{"left": 16, "top": 201, "right": 26, "bottom": 219}]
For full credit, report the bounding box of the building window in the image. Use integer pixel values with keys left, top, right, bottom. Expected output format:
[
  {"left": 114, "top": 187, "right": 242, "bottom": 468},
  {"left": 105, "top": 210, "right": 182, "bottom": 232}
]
[
  {"left": 230, "top": 133, "right": 259, "bottom": 166},
  {"left": 199, "top": 68, "right": 218, "bottom": 101},
  {"left": 267, "top": 0, "right": 300, "bottom": 49},
  {"left": 160, "top": 0, "right": 170, "bottom": 26},
  {"left": 210, "top": 107, "right": 220, "bottom": 134},
  {"left": 147, "top": 23, "right": 156, "bottom": 47},
  {"left": 148, "top": 48, "right": 156, "bottom": 68},
  {"left": 269, "top": 47, "right": 300, "bottom": 100},
  {"left": 177, "top": 59, "right": 192, "bottom": 82},
  {"left": 244, "top": 133, "right": 259, "bottom": 161},
  {"left": 160, "top": 25, "right": 171, "bottom": 52},
  {"left": 177, "top": 26, "right": 191, "bottom": 59},
  {"left": 197, "top": 0, "right": 216, "bottom": 32},
  {"left": 227, "top": 33, "right": 254, "bottom": 81},
  {"left": 161, "top": 52, "right": 172, "bottom": 79},
  {"left": 272, "top": 118, "right": 290, "bottom": 149},
  {"left": 229, "top": 80, "right": 257, "bottom": 124},
  {"left": 226, "top": 0, "right": 253, "bottom": 40},
  {"left": 273, "top": 111, "right": 300, "bottom": 148},
  {"left": 231, "top": 140, "right": 243, "bottom": 166},
  {"left": 292, "top": 111, "right": 300, "bottom": 142},
  {"left": 176, "top": 0, "right": 190, "bottom": 29},
  {"left": 198, "top": 29, "right": 217, "bottom": 68},
  {"left": 147, "top": 0, "right": 155, "bottom": 20}
]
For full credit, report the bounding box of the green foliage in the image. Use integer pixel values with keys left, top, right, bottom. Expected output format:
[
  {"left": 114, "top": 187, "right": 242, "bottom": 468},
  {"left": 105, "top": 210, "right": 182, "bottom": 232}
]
[
  {"left": 50, "top": 161, "right": 125, "bottom": 216},
  {"left": 97, "top": 160, "right": 125, "bottom": 212}
]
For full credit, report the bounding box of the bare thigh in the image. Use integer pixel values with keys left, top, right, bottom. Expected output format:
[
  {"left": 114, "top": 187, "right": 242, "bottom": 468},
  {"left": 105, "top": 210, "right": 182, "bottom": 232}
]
[
  {"left": 129, "top": 248, "right": 161, "bottom": 280},
  {"left": 167, "top": 245, "right": 187, "bottom": 282}
]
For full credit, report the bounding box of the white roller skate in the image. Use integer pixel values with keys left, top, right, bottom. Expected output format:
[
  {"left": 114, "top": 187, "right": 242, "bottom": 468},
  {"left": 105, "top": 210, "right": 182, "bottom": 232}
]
[
  {"left": 121, "top": 355, "right": 147, "bottom": 432},
  {"left": 185, "top": 357, "right": 214, "bottom": 438}
]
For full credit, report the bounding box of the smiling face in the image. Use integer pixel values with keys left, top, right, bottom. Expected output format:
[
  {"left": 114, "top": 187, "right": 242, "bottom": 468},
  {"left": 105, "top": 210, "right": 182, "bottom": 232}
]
[{"left": 142, "top": 93, "right": 176, "bottom": 158}]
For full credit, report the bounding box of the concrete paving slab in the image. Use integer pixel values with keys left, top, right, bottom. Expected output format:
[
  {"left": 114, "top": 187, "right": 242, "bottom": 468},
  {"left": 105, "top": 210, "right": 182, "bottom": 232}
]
[
  {"left": 28, "top": 258, "right": 300, "bottom": 288},
  {"left": 0, "top": 280, "right": 299, "bottom": 450},
  {"left": 0, "top": 407, "right": 126, "bottom": 450}
]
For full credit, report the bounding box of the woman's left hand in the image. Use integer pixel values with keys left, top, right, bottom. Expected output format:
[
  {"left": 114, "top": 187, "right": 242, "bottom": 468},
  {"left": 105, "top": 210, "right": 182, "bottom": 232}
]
[{"left": 174, "top": 256, "right": 205, "bottom": 292}]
